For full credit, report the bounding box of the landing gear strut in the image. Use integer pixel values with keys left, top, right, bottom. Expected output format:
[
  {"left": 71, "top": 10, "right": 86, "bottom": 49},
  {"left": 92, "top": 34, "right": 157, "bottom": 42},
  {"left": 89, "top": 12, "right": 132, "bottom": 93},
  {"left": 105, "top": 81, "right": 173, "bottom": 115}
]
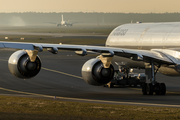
[{"left": 142, "top": 61, "right": 166, "bottom": 95}]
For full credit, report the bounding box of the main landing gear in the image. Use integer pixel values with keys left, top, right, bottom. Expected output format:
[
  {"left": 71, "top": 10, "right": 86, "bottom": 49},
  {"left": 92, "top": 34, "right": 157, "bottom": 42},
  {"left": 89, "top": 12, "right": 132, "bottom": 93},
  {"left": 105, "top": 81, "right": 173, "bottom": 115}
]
[
  {"left": 142, "top": 61, "right": 166, "bottom": 95},
  {"left": 142, "top": 83, "right": 166, "bottom": 95}
]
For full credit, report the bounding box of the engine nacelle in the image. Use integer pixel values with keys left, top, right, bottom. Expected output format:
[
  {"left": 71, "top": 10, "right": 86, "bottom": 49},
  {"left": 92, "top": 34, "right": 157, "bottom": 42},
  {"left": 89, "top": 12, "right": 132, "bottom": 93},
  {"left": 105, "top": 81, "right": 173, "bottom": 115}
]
[
  {"left": 159, "top": 65, "right": 180, "bottom": 76},
  {"left": 56, "top": 24, "right": 61, "bottom": 26},
  {"left": 82, "top": 58, "right": 114, "bottom": 86},
  {"left": 8, "top": 50, "right": 41, "bottom": 79}
]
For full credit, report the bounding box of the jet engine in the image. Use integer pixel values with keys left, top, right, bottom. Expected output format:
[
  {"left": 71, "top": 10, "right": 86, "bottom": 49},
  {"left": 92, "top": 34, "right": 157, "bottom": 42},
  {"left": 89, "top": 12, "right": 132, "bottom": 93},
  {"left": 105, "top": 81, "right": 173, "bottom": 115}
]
[
  {"left": 56, "top": 24, "right": 61, "bottom": 27},
  {"left": 158, "top": 65, "right": 180, "bottom": 76},
  {"left": 8, "top": 50, "right": 41, "bottom": 79},
  {"left": 82, "top": 58, "right": 114, "bottom": 86}
]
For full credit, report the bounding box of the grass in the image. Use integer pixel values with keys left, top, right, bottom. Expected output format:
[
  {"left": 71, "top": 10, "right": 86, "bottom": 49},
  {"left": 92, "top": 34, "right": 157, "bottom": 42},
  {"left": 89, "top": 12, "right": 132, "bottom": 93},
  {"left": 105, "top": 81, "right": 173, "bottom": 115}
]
[
  {"left": 0, "top": 95, "right": 179, "bottom": 120},
  {"left": 0, "top": 35, "right": 50, "bottom": 39},
  {"left": 0, "top": 26, "right": 109, "bottom": 45},
  {"left": 0, "top": 37, "right": 106, "bottom": 45},
  {"left": 1, "top": 26, "right": 178, "bottom": 120},
  {"left": 0, "top": 25, "right": 115, "bottom": 35}
]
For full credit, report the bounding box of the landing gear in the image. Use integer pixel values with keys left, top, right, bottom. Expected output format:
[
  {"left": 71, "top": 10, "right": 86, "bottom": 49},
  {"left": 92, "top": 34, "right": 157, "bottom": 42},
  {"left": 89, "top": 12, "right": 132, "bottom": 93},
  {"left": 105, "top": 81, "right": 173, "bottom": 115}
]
[
  {"left": 142, "top": 83, "right": 166, "bottom": 95},
  {"left": 142, "top": 60, "right": 166, "bottom": 95},
  {"left": 142, "top": 83, "right": 154, "bottom": 95},
  {"left": 107, "top": 82, "right": 114, "bottom": 88},
  {"left": 155, "top": 83, "right": 166, "bottom": 95}
]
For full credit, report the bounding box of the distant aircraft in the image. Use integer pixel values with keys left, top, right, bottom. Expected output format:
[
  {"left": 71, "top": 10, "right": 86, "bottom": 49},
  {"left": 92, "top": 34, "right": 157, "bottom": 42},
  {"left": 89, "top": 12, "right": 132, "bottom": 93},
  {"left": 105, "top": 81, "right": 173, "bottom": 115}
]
[{"left": 45, "top": 15, "right": 77, "bottom": 27}]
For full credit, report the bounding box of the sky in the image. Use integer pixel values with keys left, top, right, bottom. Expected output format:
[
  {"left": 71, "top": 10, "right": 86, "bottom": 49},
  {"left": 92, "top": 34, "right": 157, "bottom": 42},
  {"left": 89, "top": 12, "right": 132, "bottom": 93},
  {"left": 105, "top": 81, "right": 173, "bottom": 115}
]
[{"left": 0, "top": 0, "right": 180, "bottom": 13}]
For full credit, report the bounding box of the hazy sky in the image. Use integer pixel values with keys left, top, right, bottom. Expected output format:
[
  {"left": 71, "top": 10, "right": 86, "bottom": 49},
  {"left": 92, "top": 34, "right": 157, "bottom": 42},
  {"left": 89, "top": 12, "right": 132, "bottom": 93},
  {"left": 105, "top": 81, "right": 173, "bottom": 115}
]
[{"left": 0, "top": 0, "right": 179, "bottom": 13}]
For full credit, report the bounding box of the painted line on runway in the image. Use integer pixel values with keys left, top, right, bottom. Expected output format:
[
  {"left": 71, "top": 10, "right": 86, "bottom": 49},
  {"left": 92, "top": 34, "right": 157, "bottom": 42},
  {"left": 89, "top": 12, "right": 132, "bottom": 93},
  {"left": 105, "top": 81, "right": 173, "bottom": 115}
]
[
  {"left": 0, "top": 58, "right": 82, "bottom": 79},
  {"left": 130, "top": 88, "right": 180, "bottom": 94},
  {"left": 42, "top": 67, "right": 180, "bottom": 94},
  {"left": 42, "top": 67, "right": 83, "bottom": 79},
  {"left": 130, "top": 88, "right": 141, "bottom": 91},
  {"left": 0, "top": 59, "right": 8, "bottom": 62},
  {"left": 1, "top": 58, "right": 180, "bottom": 107},
  {"left": 0, "top": 58, "right": 180, "bottom": 94},
  {"left": 0, "top": 86, "right": 180, "bottom": 108}
]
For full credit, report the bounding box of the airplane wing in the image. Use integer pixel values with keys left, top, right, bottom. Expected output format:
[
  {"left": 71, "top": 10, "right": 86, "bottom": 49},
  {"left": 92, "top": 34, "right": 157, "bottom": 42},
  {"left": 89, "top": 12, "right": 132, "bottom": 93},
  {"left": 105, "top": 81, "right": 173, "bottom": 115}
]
[
  {"left": 43, "top": 22, "right": 58, "bottom": 24},
  {"left": 71, "top": 22, "right": 82, "bottom": 24},
  {"left": 0, "top": 41, "right": 175, "bottom": 65}
]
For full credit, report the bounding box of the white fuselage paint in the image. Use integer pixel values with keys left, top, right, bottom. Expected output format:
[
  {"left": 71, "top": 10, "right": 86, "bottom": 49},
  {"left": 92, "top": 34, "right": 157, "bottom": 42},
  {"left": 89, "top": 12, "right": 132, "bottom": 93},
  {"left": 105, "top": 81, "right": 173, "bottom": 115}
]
[
  {"left": 106, "top": 22, "right": 180, "bottom": 75},
  {"left": 106, "top": 22, "right": 180, "bottom": 49}
]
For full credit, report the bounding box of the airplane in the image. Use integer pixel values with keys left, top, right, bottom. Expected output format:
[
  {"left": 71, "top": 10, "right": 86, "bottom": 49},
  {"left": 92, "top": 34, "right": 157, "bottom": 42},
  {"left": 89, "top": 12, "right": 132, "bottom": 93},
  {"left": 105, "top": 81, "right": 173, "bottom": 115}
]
[
  {"left": 45, "top": 15, "right": 76, "bottom": 27},
  {"left": 3, "top": 22, "right": 180, "bottom": 96}
]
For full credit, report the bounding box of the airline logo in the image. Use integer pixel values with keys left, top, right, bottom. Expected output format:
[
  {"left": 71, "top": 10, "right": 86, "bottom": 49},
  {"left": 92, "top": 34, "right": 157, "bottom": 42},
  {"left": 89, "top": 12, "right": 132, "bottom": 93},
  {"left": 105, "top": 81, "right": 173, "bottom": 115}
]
[{"left": 112, "top": 28, "right": 128, "bottom": 36}]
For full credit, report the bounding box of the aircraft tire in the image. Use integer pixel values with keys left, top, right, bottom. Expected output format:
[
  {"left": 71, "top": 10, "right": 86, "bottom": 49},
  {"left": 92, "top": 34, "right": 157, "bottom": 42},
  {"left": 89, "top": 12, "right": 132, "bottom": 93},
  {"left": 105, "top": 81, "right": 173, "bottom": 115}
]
[
  {"left": 134, "top": 84, "right": 137, "bottom": 87},
  {"left": 155, "top": 83, "right": 160, "bottom": 95},
  {"left": 147, "top": 83, "right": 154, "bottom": 95},
  {"left": 159, "top": 83, "right": 166, "bottom": 95},
  {"left": 142, "top": 83, "right": 147, "bottom": 95}
]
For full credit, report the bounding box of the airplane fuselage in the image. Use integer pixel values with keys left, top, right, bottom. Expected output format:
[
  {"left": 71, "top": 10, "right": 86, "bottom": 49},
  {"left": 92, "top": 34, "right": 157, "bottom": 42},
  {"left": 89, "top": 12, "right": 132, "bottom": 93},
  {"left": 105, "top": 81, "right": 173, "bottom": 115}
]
[
  {"left": 106, "top": 22, "right": 180, "bottom": 50},
  {"left": 106, "top": 22, "right": 180, "bottom": 76}
]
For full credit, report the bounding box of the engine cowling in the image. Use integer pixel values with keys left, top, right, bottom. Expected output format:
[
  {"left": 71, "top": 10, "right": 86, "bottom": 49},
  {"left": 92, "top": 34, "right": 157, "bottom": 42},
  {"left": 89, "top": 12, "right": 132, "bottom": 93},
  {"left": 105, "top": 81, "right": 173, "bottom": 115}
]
[
  {"left": 8, "top": 50, "right": 41, "bottom": 79},
  {"left": 82, "top": 58, "right": 114, "bottom": 86},
  {"left": 158, "top": 65, "right": 180, "bottom": 76}
]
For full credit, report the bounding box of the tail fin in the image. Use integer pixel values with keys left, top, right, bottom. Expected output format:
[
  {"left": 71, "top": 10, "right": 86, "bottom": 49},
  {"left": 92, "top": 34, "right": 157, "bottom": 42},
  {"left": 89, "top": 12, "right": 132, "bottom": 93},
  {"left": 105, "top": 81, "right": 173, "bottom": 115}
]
[{"left": 62, "top": 15, "right": 64, "bottom": 22}]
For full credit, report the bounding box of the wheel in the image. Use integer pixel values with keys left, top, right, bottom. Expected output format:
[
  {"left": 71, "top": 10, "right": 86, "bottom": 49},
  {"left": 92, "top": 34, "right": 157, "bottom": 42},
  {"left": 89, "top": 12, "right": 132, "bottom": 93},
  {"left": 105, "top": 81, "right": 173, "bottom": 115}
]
[
  {"left": 154, "top": 83, "right": 166, "bottom": 95},
  {"left": 133, "top": 80, "right": 137, "bottom": 87},
  {"left": 155, "top": 83, "right": 160, "bottom": 95},
  {"left": 142, "top": 83, "right": 147, "bottom": 95},
  {"left": 159, "top": 83, "right": 166, "bottom": 95},
  {"left": 134, "top": 84, "right": 137, "bottom": 87},
  {"left": 147, "top": 83, "right": 154, "bottom": 95}
]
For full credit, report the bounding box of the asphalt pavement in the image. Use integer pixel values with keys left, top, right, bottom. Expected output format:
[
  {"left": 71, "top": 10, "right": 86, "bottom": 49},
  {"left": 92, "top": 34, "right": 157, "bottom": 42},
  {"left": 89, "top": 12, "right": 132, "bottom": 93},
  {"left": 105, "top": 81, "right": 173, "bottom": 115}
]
[{"left": 0, "top": 50, "right": 180, "bottom": 107}]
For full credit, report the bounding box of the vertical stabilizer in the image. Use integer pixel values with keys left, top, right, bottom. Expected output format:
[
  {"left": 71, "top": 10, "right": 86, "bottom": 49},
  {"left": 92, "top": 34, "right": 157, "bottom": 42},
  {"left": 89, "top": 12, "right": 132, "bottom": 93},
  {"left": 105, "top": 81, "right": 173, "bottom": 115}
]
[{"left": 62, "top": 15, "right": 64, "bottom": 22}]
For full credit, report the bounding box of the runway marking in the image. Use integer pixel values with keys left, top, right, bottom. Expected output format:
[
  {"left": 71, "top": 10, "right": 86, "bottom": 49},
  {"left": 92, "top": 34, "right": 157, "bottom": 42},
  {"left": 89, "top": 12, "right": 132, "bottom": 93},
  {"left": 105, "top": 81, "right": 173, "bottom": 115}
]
[
  {"left": 130, "top": 88, "right": 141, "bottom": 91},
  {"left": 41, "top": 67, "right": 180, "bottom": 95},
  {"left": 130, "top": 88, "right": 180, "bottom": 94},
  {"left": 0, "top": 59, "right": 8, "bottom": 62},
  {"left": 0, "top": 86, "right": 180, "bottom": 108},
  {"left": 1, "top": 58, "right": 180, "bottom": 107},
  {"left": 0, "top": 58, "right": 82, "bottom": 79},
  {"left": 1, "top": 58, "right": 180, "bottom": 94},
  {"left": 42, "top": 67, "right": 83, "bottom": 79}
]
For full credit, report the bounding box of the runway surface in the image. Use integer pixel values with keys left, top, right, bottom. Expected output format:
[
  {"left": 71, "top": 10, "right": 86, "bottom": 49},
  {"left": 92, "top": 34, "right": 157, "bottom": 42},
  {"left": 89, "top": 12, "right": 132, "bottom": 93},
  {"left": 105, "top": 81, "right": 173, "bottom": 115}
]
[{"left": 0, "top": 50, "right": 180, "bottom": 107}]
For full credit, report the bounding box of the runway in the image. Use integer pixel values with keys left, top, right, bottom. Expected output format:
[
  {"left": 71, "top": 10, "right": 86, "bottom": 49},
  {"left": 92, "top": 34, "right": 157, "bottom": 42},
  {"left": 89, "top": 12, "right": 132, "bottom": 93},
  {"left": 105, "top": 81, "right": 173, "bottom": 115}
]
[{"left": 0, "top": 50, "right": 180, "bottom": 107}]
